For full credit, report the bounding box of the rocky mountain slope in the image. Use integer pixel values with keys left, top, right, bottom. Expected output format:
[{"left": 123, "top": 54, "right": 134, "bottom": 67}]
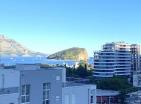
[
  {"left": 0, "top": 35, "right": 34, "bottom": 55},
  {"left": 47, "top": 47, "right": 88, "bottom": 61}
]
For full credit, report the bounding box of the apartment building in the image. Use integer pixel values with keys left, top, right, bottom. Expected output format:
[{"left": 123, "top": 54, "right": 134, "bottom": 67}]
[
  {"left": 94, "top": 42, "right": 131, "bottom": 77},
  {"left": 93, "top": 42, "right": 141, "bottom": 78},
  {"left": 130, "top": 44, "right": 141, "bottom": 72},
  {"left": 62, "top": 83, "right": 96, "bottom": 104},
  {"left": 0, "top": 64, "right": 65, "bottom": 104},
  {"left": 96, "top": 89, "right": 120, "bottom": 104},
  {"left": 0, "top": 64, "right": 97, "bottom": 104},
  {"left": 130, "top": 44, "right": 141, "bottom": 84},
  {"left": 0, "top": 67, "right": 19, "bottom": 104}
]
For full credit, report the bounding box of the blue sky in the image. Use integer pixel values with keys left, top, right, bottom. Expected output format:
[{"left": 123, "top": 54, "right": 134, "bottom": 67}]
[{"left": 0, "top": 0, "right": 141, "bottom": 56}]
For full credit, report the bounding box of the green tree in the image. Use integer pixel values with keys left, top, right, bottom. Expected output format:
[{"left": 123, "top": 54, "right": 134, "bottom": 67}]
[
  {"left": 66, "top": 63, "right": 93, "bottom": 78},
  {"left": 75, "top": 65, "right": 88, "bottom": 78},
  {"left": 66, "top": 67, "right": 75, "bottom": 77}
]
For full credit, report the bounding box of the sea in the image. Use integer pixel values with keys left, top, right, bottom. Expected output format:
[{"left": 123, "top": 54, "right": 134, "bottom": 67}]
[{"left": 0, "top": 56, "right": 93, "bottom": 66}]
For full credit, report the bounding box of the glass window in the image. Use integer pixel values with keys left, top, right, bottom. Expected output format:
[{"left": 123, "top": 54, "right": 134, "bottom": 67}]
[
  {"left": 90, "top": 96, "right": 94, "bottom": 103},
  {"left": 56, "top": 76, "right": 61, "bottom": 80},
  {"left": 21, "top": 84, "right": 30, "bottom": 104},
  {"left": 43, "top": 83, "right": 51, "bottom": 104}
]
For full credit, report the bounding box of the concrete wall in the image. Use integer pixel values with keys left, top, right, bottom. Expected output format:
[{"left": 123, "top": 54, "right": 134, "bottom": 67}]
[
  {"left": 62, "top": 85, "right": 96, "bottom": 104},
  {"left": 20, "top": 68, "right": 64, "bottom": 104}
]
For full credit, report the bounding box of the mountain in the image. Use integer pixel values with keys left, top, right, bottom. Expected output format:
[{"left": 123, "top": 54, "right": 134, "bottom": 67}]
[
  {"left": 0, "top": 35, "right": 39, "bottom": 56},
  {"left": 47, "top": 47, "right": 88, "bottom": 61}
]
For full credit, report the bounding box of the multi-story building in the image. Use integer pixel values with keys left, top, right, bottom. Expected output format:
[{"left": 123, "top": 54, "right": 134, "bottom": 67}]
[
  {"left": 96, "top": 89, "right": 120, "bottom": 104},
  {"left": 130, "top": 44, "right": 141, "bottom": 72},
  {"left": 0, "top": 64, "right": 97, "bottom": 104},
  {"left": 93, "top": 42, "right": 133, "bottom": 78},
  {"left": 0, "top": 68, "right": 19, "bottom": 104},
  {"left": 62, "top": 83, "right": 96, "bottom": 104},
  {"left": 130, "top": 44, "right": 141, "bottom": 84},
  {"left": 0, "top": 64, "right": 65, "bottom": 104}
]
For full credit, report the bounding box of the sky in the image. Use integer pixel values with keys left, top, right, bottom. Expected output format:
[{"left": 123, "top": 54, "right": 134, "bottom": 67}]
[{"left": 0, "top": 0, "right": 141, "bottom": 56}]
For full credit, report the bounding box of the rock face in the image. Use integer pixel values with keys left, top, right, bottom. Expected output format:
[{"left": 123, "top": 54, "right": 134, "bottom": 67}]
[
  {"left": 0, "top": 35, "right": 33, "bottom": 55},
  {"left": 47, "top": 47, "right": 88, "bottom": 61}
]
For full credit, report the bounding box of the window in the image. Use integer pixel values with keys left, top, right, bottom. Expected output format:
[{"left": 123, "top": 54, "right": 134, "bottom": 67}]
[
  {"left": 21, "top": 84, "right": 30, "bottom": 104},
  {"left": 43, "top": 83, "right": 51, "bottom": 104},
  {"left": 90, "top": 96, "right": 94, "bottom": 103},
  {"left": 56, "top": 96, "right": 60, "bottom": 101},
  {"left": 56, "top": 76, "right": 61, "bottom": 81}
]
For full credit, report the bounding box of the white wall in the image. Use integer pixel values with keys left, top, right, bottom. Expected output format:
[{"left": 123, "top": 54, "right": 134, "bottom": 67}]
[
  {"left": 0, "top": 69, "right": 20, "bottom": 88},
  {"left": 0, "top": 93, "right": 19, "bottom": 104},
  {"left": 20, "top": 68, "right": 63, "bottom": 104},
  {"left": 133, "top": 74, "right": 141, "bottom": 87},
  {"left": 62, "top": 85, "right": 96, "bottom": 104}
]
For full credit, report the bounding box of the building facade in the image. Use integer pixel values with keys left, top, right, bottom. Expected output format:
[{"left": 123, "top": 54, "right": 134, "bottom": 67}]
[
  {"left": 0, "top": 64, "right": 65, "bottom": 104},
  {"left": 62, "top": 83, "right": 96, "bottom": 104},
  {"left": 0, "top": 67, "right": 19, "bottom": 104},
  {"left": 94, "top": 42, "right": 132, "bottom": 78},
  {"left": 0, "top": 64, "right": 97, "bottom": 104},
  {"left": 96, "top": 89, "right": 120, "bottom": 104},
  {"left": 130, "top": 44, "right": 141, "bottom": 73}
]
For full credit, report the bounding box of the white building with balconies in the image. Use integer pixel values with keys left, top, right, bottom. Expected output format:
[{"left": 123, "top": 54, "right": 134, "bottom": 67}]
[{"left": 93, "top": 42, "right": 134, "bottom": 78}]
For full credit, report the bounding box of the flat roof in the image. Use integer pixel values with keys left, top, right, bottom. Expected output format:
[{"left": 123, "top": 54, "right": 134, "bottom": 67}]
[
  {"left": 64, "top": 82, "right": 96, "bottom": 88},
  {"left": 0, "top": 64, "right": 65, "bottom": 71},
  {"left": 127, "top": 91, "right": 141, "bottom": 96},
  {"left": 96, "top": 89, "right": 119, "bottom": 96}
]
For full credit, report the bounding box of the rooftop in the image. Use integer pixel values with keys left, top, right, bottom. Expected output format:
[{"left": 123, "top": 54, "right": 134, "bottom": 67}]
[
  {"left": 96, "top": 89, "right": 119, "bottom": 96},
  {"left": 0, "top": 64, "right": 65, "bottom": 71},
  {"left": 63, "top": 82, "right": 96, "bottom": 88}
]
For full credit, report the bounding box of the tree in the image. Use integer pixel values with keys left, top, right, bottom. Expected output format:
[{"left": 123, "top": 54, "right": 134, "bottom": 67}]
[
  {"left": 66, "top": 63, "right": 93, "bottom": 78},
  {"left": 75, "top": 65, "right": 88, "bottom": 78},
  {"left": 89, "top": 77, "right": 132, "bottom": 90},
  {"left": 66, "top": 67, "right": 75, "bottom": 77}
]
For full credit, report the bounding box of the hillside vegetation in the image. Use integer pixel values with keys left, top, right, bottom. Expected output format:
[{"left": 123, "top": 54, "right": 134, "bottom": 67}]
[{"left": 48, "top": 47, "right": 88, "bottom": 61}]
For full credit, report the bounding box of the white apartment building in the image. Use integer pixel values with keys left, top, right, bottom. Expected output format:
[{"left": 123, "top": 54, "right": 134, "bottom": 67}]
[
  {"left": 0, "top": 64, "right": 65, "bottom": 104},
  {"left": 62, "top": 83, "right": 96, "bottom": 104},
  {"left": 93, "top": 42, "right": 140, "bottom": 78},
  {"left": 0, "top": 64, "right": 97, "bottom": 104}
]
